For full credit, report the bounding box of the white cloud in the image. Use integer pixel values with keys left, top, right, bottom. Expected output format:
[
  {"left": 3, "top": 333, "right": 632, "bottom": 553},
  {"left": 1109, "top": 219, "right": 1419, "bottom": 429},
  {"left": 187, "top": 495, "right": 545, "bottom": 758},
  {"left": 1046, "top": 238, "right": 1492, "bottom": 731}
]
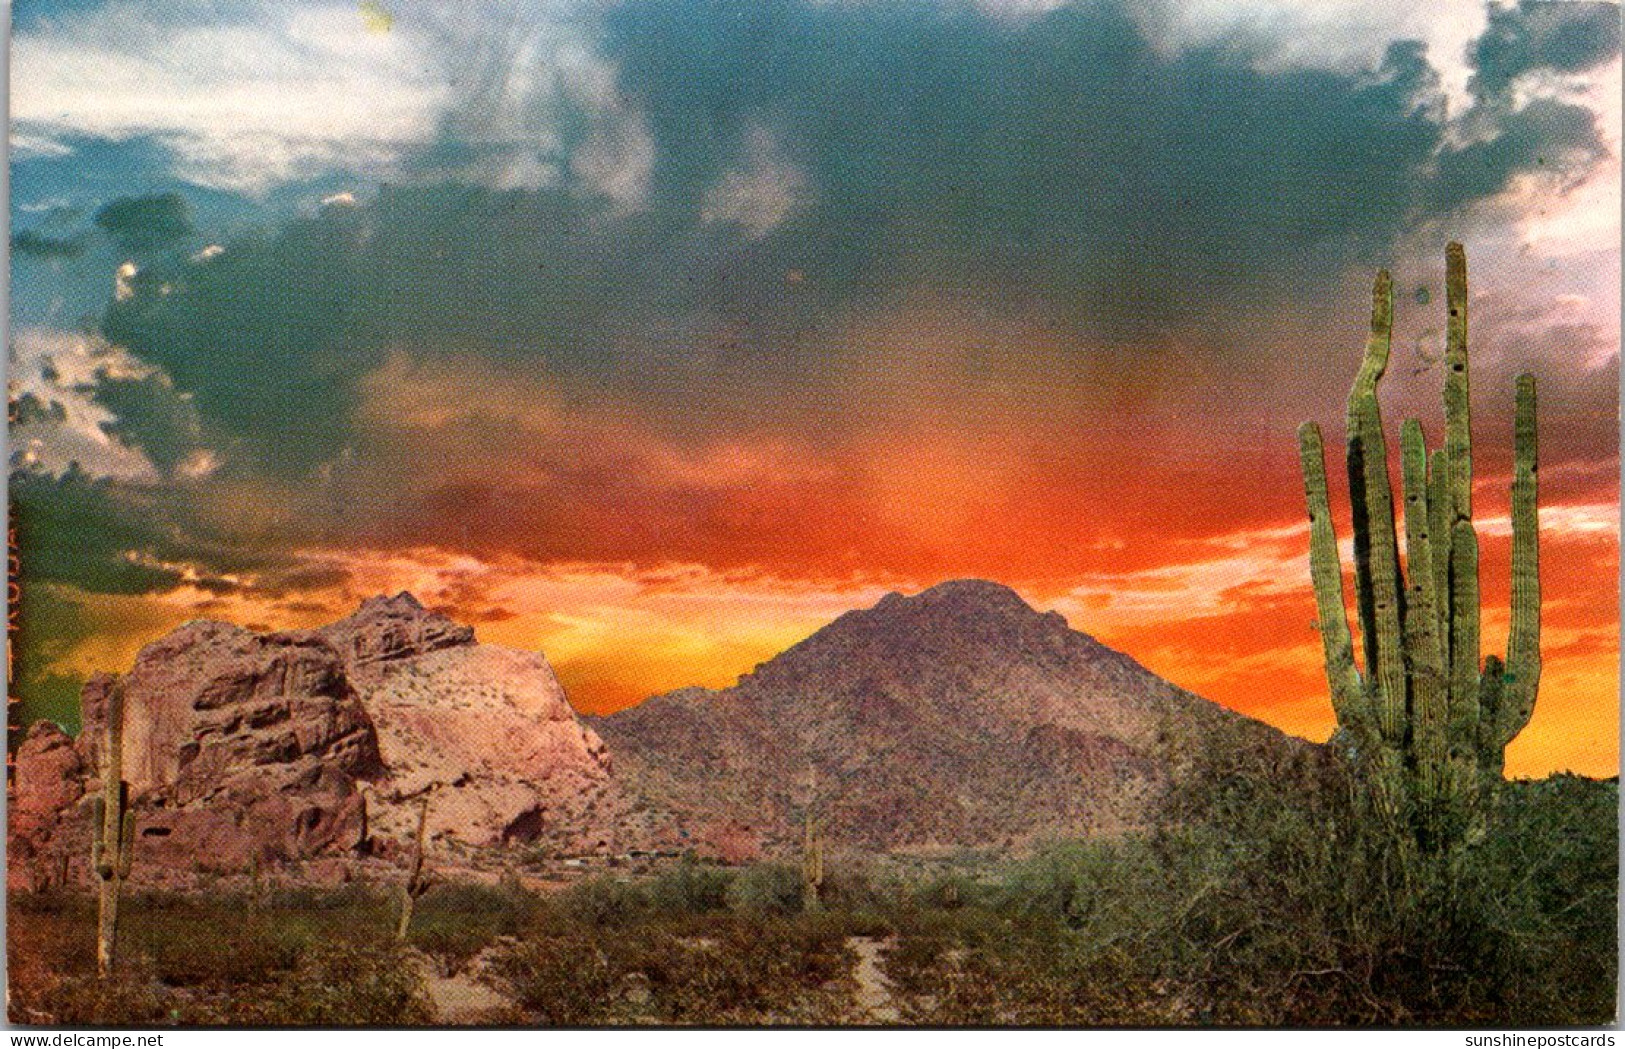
[
  {"left": 12, "top": 0, "right": 673, "bottom": 197},
  {"left": 569, "top": 107, "right": 655, "bottom": 208},
  {"left": 8, "top": 329, "right": 163, "bottom": 481},
  {"left": 701, "top": 126, "right": 808, "bottom": 238},
  {"left": 1130, "top": 0, "right": 1489, "bottom": 104},
  {"left": 12, "top": 2, "right": 448, "bottom": 193}
]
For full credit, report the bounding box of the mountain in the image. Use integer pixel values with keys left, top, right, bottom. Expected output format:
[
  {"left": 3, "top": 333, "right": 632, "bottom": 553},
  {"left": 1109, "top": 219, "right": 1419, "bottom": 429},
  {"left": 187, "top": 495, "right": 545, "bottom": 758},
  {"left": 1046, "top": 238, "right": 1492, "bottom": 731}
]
[
  {"left": 9, "top": 594, "right": 627, "bottom": 889},
  {"left": 590, "top": 579, "right": 1300, "bottom": 853}
]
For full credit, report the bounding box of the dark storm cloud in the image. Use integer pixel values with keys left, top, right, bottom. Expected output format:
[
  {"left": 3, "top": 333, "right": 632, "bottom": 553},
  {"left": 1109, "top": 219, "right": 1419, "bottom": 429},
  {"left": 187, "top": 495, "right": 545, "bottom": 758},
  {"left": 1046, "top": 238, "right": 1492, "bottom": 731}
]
[
  {"left": 90, "top": 371, "right": 213, "bottom": 477},
  {"left": 598, "top": 0, "right": 1596, "bottom": 328},
  {"left": 93, "top": 192, "right": 195, "bottom": 253},
  {"left": 81, "top": 0, "right": 1617, "bottom": 528},
  {"left": 10, "top": 393, "right": 69, "bottom": 426},
  {"left": 8, "top": 465, "right": 344, "bottom": 597},
  {"left": 11, "top": 229, "right": 88, "bottom": 259},
  {"left": 1431, "top": 96, "right": 1609, "bottom": 212},
  {"left": 11, "top": 467, "right": 192, "bottom": 595},
  {"left": 10, "top": 577, "right": 104, "bottom": 733},
  {"left": 1469, "top": 0, "right": 1622, "bottom": 101}
]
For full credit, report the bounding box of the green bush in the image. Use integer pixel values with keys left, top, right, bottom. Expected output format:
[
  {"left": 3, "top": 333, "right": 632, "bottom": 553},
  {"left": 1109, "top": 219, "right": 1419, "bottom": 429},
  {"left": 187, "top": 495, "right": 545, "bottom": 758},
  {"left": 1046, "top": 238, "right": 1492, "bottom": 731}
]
[
  {"left": 485, "top": 936, "right": 621, "bottom": 1025},
  {"left": 557, "top": 876, "right": 650, "bottom": 927},
  {"left": 407, "top": 882, "right": 543, "bottom": 974},
  {"left": 7, "top": 769, "right": 1612, "bottom": 1029},
  {"left": 615, "top": 918, "right": 854, "bottom": 1024},
  {"left": 25, "top": 963, "right": 174, "bottom": 1027},
  {"left": 645, "top": 859, "right": 733, "bottom": 915},
  {"left": 725, "top": 864, "right": 802, "bottom": 915},
  {"left": 238, "top": 942, "right": 434, "bottom": 1026}
]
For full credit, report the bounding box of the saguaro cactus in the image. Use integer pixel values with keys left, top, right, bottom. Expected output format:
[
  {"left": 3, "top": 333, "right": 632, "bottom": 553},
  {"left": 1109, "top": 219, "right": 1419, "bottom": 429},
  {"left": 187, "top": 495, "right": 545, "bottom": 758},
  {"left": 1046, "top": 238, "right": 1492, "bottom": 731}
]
[
  {"left": 1298, "top": 243, "right": 1540, "bottom": 855},
  {"left": 91, "top": 681, "right": 136, "bottom": 976},
  {"left": 801, "top": 807, "right": 825, "bottom": 912},
  {"left": 396, "top": 793, "right": 435, "bottom": 941}
]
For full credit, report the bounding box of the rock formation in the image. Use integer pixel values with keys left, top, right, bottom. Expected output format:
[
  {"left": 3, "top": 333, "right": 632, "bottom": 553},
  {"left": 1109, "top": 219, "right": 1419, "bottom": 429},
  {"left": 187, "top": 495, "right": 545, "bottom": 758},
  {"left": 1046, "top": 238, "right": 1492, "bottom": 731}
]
[{"left": 8, "top": 593, "right": 621, "bottom": 888}]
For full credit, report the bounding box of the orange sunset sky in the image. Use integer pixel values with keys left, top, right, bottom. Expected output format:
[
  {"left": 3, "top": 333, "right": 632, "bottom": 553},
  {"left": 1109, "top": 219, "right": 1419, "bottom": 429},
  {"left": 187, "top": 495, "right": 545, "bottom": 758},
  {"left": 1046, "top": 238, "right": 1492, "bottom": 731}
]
[{"left": 9, "top": 0, "right": 1620, "bottom": 778}]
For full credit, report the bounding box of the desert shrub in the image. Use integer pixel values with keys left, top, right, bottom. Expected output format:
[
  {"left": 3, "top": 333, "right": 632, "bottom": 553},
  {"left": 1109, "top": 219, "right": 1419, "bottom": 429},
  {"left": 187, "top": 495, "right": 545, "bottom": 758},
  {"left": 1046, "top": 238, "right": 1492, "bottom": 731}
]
[
  {"left": 911, "top": 873, "right": 980, "bottom": 911},
  {"left": 557, "top": 876, "right": 650, "bottom": 927},
  {"left": 612, "top": 917, "right": 854, "bottom": 1024},
  {"left": 484, "top": 935, "right": 621, "bottom": 1025},
  {"left": 725, "top": 863, "right": 802, "bottom": 915},
  {"left": 1138, "top": 748, "right": 1618, "bottom": 1025},
  {"left": 124, "top": 903, "right": 309, "bottom": 988},
  {"left": 819, "top": 861, "right": 883, "bottom": 912},
  {"left": 407, "top": 882, "right": 543, "bottom": 973},
  {"left": 263, "top": 882, "right": 391, "bottom": 915},
  {"left": 645, "top": 859, "right": 733, "bottom": 915},
  {"left": 238, "top": 941, "right": 434, "bottom": 1026},
  {"left": 870, "top": 758, "right": 1617, "bottom": 1027},
  {"left": 1000, "top": 838, "right": 1195, "bottom": 931},
  {"left": 23, "top": 962, "right": 175, "bottom": 1027}
]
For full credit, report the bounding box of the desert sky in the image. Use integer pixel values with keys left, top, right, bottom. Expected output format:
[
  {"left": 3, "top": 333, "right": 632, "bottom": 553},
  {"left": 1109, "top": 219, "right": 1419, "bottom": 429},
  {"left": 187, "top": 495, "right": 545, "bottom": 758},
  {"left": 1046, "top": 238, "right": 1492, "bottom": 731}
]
[{"left": 9, "top": 0, "right": 1620, "bottom": 776}]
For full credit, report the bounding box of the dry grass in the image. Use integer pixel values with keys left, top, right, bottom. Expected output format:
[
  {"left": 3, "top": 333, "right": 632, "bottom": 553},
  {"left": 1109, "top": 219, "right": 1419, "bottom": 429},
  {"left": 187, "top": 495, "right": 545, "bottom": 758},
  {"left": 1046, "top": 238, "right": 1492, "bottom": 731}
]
[{"left": 9, "top": 774, "right": 1613, "bottom": 1027}]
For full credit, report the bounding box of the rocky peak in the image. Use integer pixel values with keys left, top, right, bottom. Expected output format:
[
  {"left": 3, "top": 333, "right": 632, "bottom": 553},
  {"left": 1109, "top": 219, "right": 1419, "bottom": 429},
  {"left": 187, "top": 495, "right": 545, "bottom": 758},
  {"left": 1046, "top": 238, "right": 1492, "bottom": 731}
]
[
  {"left": 318, "top": 591, "right": 475, "bottom": 666},
  {"left": 861, "top": 579, "right": 1075, "bottom": 636},
  {"left": 746, "top": 579, "right": 1082, "bottom": 689},
  {"left": 879, "top": 578, "right": 1037, "bottom": 617}
]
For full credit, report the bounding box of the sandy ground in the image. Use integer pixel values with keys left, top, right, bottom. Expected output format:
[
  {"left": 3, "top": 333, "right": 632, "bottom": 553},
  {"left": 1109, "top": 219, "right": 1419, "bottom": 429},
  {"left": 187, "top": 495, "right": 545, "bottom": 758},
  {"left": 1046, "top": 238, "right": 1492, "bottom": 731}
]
[{"left": 848, "top": 936, "right": 901, "bottom": 1024}]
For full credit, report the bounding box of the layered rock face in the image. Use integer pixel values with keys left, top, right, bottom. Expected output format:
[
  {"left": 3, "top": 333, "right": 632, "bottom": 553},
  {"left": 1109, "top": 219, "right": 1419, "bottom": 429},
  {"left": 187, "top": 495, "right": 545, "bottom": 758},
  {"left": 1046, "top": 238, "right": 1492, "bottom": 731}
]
[
  {"left": 323, "top": 595, "right": 620, "bottom": 851},
  {"left": 9, "top": 722, "right": 91, "bottom": 890},
  {"left": 592, "top": 579, "right": 1300, "bottom": 853},
  {"left": 8, "top": 593, "right": 620, "bottom": 887}
]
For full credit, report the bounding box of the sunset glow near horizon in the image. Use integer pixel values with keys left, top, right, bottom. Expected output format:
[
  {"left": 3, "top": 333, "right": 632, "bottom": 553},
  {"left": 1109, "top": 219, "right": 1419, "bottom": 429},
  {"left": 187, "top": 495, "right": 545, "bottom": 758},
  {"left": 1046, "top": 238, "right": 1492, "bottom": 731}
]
[{"left": 9, "top": 0, "right": 1620, "bottom": 778}]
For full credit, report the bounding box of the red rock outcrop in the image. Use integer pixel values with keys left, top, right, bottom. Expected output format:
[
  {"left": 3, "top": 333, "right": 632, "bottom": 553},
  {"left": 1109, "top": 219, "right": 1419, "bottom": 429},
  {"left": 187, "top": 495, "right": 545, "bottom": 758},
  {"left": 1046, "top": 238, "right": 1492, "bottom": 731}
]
[
  {"left": 316, "top": 594, "right": 620, "bottom": 853},
  {"left": 8, "top": 722, "right": 90, "bottom": 891},
  {"left": 8, "top": 593, "right": 623, "bottom": 887}
]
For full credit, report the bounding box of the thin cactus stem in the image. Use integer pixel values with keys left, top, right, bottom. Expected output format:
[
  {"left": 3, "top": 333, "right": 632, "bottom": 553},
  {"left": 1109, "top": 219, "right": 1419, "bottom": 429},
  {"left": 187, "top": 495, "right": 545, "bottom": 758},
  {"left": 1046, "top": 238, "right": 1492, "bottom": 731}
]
[
  {"left": 1344, "top": 272, "right": 1406, "bottom": 741},
  {"left": 1400, "top": 420, "right": 1446, "bottom": 796},
  {"left": 1443, "top": 243, "right": 1472, "bottom": 523},
  {"left": 93, "top": 682, "right": 133, "bottom": 976},
  {"left": 1428, "top": 448, "right": 1453, "bottom": 666},
  {"left": 1476, "top": 655, "right": 1507, "bottom": 780},
  {"left": 398, "top": 793, "right": 434, "bottom": 941},
  {"left": 1447, "top": 519, "right": 1482, "bottom": 738},
  {"left": 1345, "top": 271, "right": 1395, "bottom": 689},
  {"left": 801, "top": 763, "right": 825, "bottom": 912},
  {"left": 1500, "top": 374, "right": 1541, "bottom": 748},
  {"left": 802, "top": 809, "right": 824, "bottom": 912},
  {"left": 1297, "top": 422, "right": 1364, "bottom": 726}
]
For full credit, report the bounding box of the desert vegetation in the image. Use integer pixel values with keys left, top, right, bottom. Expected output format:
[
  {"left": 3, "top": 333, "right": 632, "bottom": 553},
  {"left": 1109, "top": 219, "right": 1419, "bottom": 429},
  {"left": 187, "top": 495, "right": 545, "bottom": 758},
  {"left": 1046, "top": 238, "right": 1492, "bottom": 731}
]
[{"left": 10, "top": 759, "right": 1614, "bottom": 1027}]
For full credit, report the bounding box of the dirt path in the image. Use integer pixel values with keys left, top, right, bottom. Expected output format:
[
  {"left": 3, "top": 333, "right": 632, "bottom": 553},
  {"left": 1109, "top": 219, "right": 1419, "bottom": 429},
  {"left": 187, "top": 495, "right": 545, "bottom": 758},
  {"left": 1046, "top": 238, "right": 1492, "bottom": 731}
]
[
  {"left": 848, "top": 936, "right": 901, "bottom": 1024},
  {"left": 425, "top": 969, "right": 512, "bottom": 1025}
]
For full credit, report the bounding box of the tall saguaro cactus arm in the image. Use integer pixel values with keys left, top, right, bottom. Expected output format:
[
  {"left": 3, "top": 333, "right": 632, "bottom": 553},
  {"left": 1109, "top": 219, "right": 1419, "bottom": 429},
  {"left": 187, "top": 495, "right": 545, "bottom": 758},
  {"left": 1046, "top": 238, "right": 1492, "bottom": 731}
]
[
  {"left": 1345, "top": 271, "right": 1408, "bottom": 741},
  {"left": 1498, "top": 375, "right": 1542, "bottom": 747},
  {"left": 1296, "top": 243, "right": 1542, "bottom": 857},
  {"left": 1443, "top": 243, "right": 1473, "bottom": 522},
  {"left": 1297, "top": 422, "right": 1363, "bottom": 727}
]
